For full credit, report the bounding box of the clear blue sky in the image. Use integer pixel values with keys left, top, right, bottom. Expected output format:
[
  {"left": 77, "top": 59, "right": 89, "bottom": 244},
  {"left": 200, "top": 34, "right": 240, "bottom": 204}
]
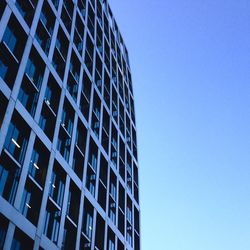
[{"left": 109, "top": 1, "right": 250, "bottom": 249}]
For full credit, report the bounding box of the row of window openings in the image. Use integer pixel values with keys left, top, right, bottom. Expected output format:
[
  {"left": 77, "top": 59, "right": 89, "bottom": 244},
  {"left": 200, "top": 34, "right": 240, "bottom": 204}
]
[
  {"left": 0, "top": 8, "right": 133, "bottom": 94},
  {"left": 0, "top": 209, "right": 139, "bottom": 250},
  {"left": 0, "top": 16, "right": 134, "bottom": 119},
  {"left": 1, "top": 106, "right": 139, "bottom": 195},
  {"left": 0, "top": 145, "right": 139, "bottom": 229}
]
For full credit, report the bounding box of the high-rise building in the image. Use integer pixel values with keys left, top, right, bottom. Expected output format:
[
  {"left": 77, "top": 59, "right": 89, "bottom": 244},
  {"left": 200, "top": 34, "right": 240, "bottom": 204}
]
[{"left": 0, "top": 0, "right": 140, "bottom": 249}]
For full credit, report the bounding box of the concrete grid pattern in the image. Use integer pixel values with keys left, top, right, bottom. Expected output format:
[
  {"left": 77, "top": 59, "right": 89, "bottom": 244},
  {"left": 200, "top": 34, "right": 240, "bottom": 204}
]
[{"left": 0, "top": 0, "right": 140, "bottom": 249}]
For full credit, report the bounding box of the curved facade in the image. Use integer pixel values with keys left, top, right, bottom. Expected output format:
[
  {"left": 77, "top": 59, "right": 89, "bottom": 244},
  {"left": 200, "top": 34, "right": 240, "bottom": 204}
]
[{"left": 0, "top": 0, "right": 140, "bottom": 249}]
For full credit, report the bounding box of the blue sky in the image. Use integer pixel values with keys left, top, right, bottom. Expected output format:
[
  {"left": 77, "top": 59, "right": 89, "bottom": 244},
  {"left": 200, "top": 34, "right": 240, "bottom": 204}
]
[{"left": 109, "top": 0, "right": 250, "bottom": 249}]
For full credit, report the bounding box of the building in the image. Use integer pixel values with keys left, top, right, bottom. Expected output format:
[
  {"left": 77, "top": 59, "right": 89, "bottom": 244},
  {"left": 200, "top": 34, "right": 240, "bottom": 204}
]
[{"left": 0, "top": 0, "right": 140, "bottom": 249}]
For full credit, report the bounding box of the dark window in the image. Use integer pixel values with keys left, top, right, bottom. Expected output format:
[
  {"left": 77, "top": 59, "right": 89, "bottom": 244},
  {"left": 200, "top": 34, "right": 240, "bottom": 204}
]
[
  {"left": 0, "top": 213, "right": 9, "bottom": 249},
  {"left": 53, "top": 27, "right": 69, "bottom": 79},
  {"left": 0, "top": 153, "right": 20, "bottom": 205},
  {"left": 66, "top": 181, "right": 80, "bottom": 224},
  {"left": 95, "top": 214, "right": 105, "bottom": 250},
  {"left": 80, "top": 72, "right": 92, "bottom": 121},
  {"left": 107, "top": 228, "right": 115, "bottom": 250},
  {"left": 86, "top": 139, "right": 98, "bottom": 196},
  {"left": 4, "top": 112, "right": 30, "bottom": 164},
  {"left": 109, "top": 170, "right": 117, "bottom": 224},
  {"left": 20, "top": 178, "right": 42, "bottom": 226},
  {"left": 101, "top": 108, "right": 110, "bottom": 153},
  {"left": 25, "top": 47, "right": 45, "bottom": 90},
  {"left": 91, "top": 91, "right": 101, "bottom": 138},
  {"left": 0, "top": 15, "right": 27, "bottom": 89},
  {"left": 44, "top": 74, "right": 61, "bottom": 114},
  {"left": 43, "top": 200, "right": 61, "bottom": 244},
  {"left": 10, "top": 227, "right": 33, "bottom": 250},
  {"left": 74, "top": 13, "right": 85, "bottom": 55},
  {"left": 0, "top": 1, "right": 6, "bottom": 19},
  {"left": 81, "top": 199, "right": 94, "bottom": 248},
  {"left": 61, "top": 1, "right": 74, "bottom": 34},
  {"left": 98, "top": 154, "right": 108, "bottom": 211},
  {"left": 18, "top": 77, "right": 39, "bottom": 117},
  {"left": 118, "top": 239, "right": 124, "bottom": 250},
  {"left": 77, "top": 0, "right": 86, "bottom": 20},
  {"left": 39, "top": 102, "right": 56, "bottom": 141},
  {"left": 35, "top": 1, "right": 55, "bottom": 55},
  {"left": 1, "top": 15, "right": 27, "bottom": 60},
  {"left": 15, "top": 0, "right": 38, "bottom": 26},
  {"left": 72, "top": 147, "right": 84, "bottom": 180},
  {"left": 49, "top": 161, "right": 66, "bottom": 207},
  {"left": 62, "top": 219, "right": 77, "bottom": 250},
  {"left": 85, "top": 35, "right": 94, "bottom": 74},
  {"left": 0, "top": 91, "right": 8, "bottom": 130},
  {"left": 28, "top": 139, "right": 49, "bottom": 187}
]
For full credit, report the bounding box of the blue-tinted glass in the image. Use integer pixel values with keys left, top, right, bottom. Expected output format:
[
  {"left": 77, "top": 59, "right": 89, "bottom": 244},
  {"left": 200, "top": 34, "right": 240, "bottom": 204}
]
[
  {"left": 2, "top": 26, "right": 17, "bottom": 52},
  {"left": 0, "top": 59, "right": 8, "bottom": 79}
]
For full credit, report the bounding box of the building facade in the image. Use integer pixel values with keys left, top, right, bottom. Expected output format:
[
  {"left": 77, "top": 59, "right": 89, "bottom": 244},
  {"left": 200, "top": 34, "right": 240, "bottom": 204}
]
[{"left": 0, "top": 0, "right": 140, "bottom": 249}]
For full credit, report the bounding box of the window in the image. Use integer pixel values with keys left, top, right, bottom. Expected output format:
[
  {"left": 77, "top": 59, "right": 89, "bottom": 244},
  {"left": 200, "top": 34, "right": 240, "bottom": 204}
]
[
  {"left": 109, "top": 170, "right": 117, "bottom": 224},
  {"left": 44, "top": 74, "right": 61, "bottom": 115},
  {"left": 94, "top": 214, "right": 105, "bottom": 250},
  {"left": 43, "top": 200, "right": 61, "bottom": 244},
  {"left": 15, "top": 0, "right": 38, "bottom": 26},
  {"left": 2, "top": 25, "right": 17, "bottom": 54},
  {"left": 80, "top": 72, "right": 92, "bottom": 121},
  {"left": 77, "top": 0, "right": 86, "bottom": 20},
  {"left": 28, "top": 139, "right": 49, "bottom": 187},
  {"left": 85, "top": 35, "right": 94, "bottom": 74},
  {"left": 35, "top": 1, "right": 55, "bottom": 55},
  {"left": 86, "top": 139, "right": 98, "bottom": 196},
  {"left": 72, "top": 147, "right": 84, "bottom": 180},
  {"left": 53, "top": 27, "right": 69, "bottom": 79},
  {"left": 98, "top": 154, "right": 108, "bottom": 211},
  {"left": 67, "top": 51, "right": 80, "bottom": 101},
  {"left": 20, "top": 178, "right": 42, "bottom": 226},
  {"left": 81, "top": 199, "right": 94, "bottom": 248},
  {"left": 101, "top": 107, "right": 110, "bottom": 153},
  {"left": 87, "top": 4, "right": 95, "bottom": 38},
  {"left": 95, "top": 52, "right": 103, "bottom": 93},
  {"left": 0, "top": 1, "right": 6, "bottom": 19},
  {"left": 74, "top": 13, "right": 85, "bottom": 55},
  {"left": 49, "top": 161, "right": 66, "bottom": 207},
  {"left": 57, "top": 99, "right": 74, "bottom": 162},
  {"left": 62, "top": 219, "right": 77, "bottom": 250},
  {"left": 61, "top": 99, "right": 74, "bottom": 135},
  {"left": 0, "top": 15, "right": 26, "bottom": 89},
  {"left": 0, "top": 91, "right": 8, "bottom": 130},
  {"left": 61, "top": 1, "right": 74, "bottom": 34},
  {"left": 4, "top": 112, "right": 30, "bottom": 164},
  {"left": 0, "top": 213, "right": 9, "bottom": 249},
  {"left": 66, "top": 181, "right": 80, "bottom": 224},
  {"left": 107, "top": 228, "right": 115, "bottom": 250},
  {"left": 25, "top": 47, "right": 45, "bottom": 90},
  {"left": 118, "top": 183, "right": 125, "bottom": 234},
  {"left": 1, "top": 15, "right": 26, "bottom": 60},
  {"left": 11, "top": 227, "right": 33, "bottom": 250},
  {"left": 39, "top": 102, "right": 56, "bottom": 141},
  {"left": 91, "top": 91, "right": 101, "bottom": 138}
]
